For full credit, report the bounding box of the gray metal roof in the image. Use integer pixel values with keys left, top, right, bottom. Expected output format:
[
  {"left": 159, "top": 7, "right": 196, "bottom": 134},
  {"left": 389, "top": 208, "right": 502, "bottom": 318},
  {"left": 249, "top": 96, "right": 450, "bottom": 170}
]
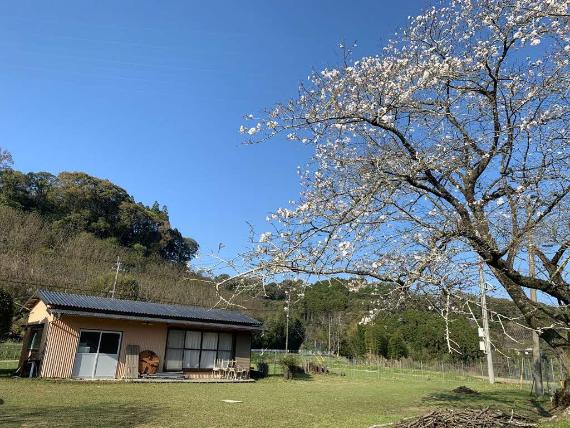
[{"left": 35, "top": 289, "right": 262, "bottom": 327}]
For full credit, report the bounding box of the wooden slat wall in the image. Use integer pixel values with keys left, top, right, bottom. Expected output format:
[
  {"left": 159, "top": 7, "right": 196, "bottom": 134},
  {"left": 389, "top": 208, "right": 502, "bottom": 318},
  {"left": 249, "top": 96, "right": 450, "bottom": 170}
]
[
  {"left": 235, "top": 333, "right": 252, "bottom": 369},
  {"left": 124, "top": 345, "right": 140, "bottom": 379},
  {"left": 40, "top": 318, "right": 80, "bottom": 378}
]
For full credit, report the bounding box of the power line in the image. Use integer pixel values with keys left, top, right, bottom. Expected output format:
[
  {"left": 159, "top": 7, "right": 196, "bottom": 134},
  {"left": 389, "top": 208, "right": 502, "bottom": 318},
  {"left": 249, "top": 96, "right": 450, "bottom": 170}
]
[{"left": 0, "top": 276, "right": 279, "bottom": 313}]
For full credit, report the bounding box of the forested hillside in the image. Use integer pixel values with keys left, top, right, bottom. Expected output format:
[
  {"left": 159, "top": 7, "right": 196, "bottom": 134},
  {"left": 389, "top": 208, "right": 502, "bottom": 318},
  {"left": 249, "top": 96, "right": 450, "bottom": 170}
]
[
  {"left": 0, "top": 168, "right": 197, "bottom": 263},
  {"left": 0, "top": 204, "right": 280, "bottom": 331},
  {"left": 0, "top": 155, "right": 278, "bottom": 333}
]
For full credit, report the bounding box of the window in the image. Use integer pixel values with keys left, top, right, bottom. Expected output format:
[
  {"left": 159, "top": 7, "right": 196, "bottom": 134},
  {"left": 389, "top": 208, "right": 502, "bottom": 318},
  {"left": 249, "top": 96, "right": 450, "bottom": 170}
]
[
  {"left": 99, "top": 332, "right": 121, "bottom": 354},
  {"left": 77, "top": 331, "right": 100, "bottom": 354},
  {"left": 218, "top": 333, "right": 233, "bottom": 361},
  {"left": 77, "top": 331, "right": 121, "bottom": 355},
  {"left": 164, "top": 329, "right": 234, "bottom": 371},
  {"left": 28, "top": 326, "right": 44, "bottom": 352},
  {"left": 183, "top": 331, "right": 201, "bottom": 369}
]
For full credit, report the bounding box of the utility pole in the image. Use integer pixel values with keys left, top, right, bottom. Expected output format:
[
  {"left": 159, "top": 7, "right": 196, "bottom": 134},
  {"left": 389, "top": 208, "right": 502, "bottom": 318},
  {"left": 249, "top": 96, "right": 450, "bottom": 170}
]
[
  {"left": 284, "top": 290, "right": 290, "bottom": 353},
  {"left": 111, "top": 256, "right": 121, "bottom": 299},
  {"left": 328, "top": 314, "right": 332, "bottom": 355},
  {"left": 479, "top": 261, "right": 495, "bottom": 384},
  {"left": 528, "top": 240, "right": 544, "bottom": 395}
]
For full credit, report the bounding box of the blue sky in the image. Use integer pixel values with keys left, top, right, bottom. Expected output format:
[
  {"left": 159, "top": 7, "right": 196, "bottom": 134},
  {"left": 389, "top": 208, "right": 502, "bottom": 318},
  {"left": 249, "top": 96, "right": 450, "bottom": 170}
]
[{"left": 0, "top": 0, "right": 427, "bottom": 261}]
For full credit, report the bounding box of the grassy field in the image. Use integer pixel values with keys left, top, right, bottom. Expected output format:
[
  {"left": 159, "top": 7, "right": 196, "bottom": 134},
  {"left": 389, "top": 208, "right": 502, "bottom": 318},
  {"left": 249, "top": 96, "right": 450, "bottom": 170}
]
[
  {"left": 1, "top": 368, "right": 568, "bottom": 427},
  {"left": 0, "top": 342, "right": 20, "bottom": 379},
  {"left": 2, "top": 344, "right": 568, "bottom": 427}
]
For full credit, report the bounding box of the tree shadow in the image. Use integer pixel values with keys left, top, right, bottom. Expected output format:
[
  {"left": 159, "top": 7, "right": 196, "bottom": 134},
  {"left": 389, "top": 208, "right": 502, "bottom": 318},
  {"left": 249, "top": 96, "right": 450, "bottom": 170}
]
[
  {"left": 262, "top": 372, "right": 314, "bottom": 381},
  {"left": 291, "top": 372, "right": 314, "bottom": 381},
  {"left": 0, "top": 368, "right": 15, "bottom": 378},
  {"left": 0, "top": 403, "right": 159, "bottom": 427},
  {"left": 529, "top": 398, "right": 552, "bottom": 417}
]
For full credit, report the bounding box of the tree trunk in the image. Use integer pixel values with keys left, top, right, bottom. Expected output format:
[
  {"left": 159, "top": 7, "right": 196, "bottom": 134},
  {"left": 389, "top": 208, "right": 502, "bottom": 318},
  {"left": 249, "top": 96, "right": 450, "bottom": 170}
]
[
  {"left": 490, "top": 267, "right": 570, "bottom": 406},
  {"left": 548, "top": 347, "right": 570, "bottom": 408}
]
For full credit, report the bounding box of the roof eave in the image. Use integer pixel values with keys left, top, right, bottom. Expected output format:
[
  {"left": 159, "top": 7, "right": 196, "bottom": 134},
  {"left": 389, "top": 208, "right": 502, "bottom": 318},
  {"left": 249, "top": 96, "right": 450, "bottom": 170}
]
[{"left": 51, "top": 308, "right": 262, "bottom": 331}]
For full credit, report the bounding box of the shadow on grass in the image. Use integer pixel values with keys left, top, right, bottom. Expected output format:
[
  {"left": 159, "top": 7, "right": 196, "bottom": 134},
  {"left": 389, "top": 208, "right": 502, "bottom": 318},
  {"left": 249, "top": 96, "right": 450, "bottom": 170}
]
[
  {"left": 291, "top": 372, "right": 314, "bottom": 381},
  {"left": 423, "top": 389, "right": 549, "bottom": 419},
  {"left": 262, "top": 372, "right": 314, "bottom": 381},
  {"left": 0, "top": 368, "right": 15, "bottom": 378},
  {"left": 0, "top": 403, "right": 159, "bottom": 427},
  {"left": 530, "top": 398, "right": 553, "bottom": 417}
]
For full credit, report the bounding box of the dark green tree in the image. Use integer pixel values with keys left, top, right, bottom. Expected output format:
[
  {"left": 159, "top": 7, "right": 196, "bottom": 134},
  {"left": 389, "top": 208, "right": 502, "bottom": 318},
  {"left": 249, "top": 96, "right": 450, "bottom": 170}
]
[
  {"left": 345, "top": 324, "right": 367, "bottom": 359},
  {"left": 388, "top": 333, "right": 408, "bottom": 359},
  {"left": 303, "top": 279, "right": 349, "bottom": 353},
  {"left": 253, "top": 312, "right": 305, "bottom": 351},
  {"left": 304, "top": 279, "right": 349, "bottom": 314},
  {"left": 362, "top": 309, "right": 480, "bottom": 362},
  {"left": 365, "top": 323, "right": 388, "bottom": 357},
  {"left": 0, "top": 288, "right": 14, "bottom": 339}
]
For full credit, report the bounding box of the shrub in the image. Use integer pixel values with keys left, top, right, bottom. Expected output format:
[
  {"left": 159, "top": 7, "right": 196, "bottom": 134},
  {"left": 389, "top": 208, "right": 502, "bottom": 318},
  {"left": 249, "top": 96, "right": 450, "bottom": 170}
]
[
  {"left": 280, "top": 354, "right": 299, "bottom": 380},
  {"left": 257, "top": 362, "right": 269, "bottom": 378}
]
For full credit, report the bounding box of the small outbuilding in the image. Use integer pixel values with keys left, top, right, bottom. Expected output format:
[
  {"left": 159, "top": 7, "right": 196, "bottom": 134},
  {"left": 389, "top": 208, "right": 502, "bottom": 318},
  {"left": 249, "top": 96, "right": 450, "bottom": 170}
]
[{"left": 18, "top": 290, "right": 261, "bottom": 380}]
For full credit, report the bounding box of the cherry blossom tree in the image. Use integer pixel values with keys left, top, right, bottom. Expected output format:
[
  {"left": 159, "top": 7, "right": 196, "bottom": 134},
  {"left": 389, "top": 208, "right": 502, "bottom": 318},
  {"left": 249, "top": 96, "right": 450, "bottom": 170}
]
[{"left": 240, "top": 0, "right": 570, "bottom": 384}]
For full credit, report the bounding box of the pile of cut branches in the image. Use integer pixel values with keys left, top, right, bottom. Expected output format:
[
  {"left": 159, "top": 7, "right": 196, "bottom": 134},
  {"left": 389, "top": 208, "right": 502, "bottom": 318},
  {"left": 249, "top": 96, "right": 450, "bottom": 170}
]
[{"left": 390, "top": 408, "right": 536, "bottom": 427}]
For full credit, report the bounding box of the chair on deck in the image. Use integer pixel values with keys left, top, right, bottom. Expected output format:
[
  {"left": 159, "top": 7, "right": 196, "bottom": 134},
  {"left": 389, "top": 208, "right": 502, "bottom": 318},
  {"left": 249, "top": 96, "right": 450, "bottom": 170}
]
[
  {"left": 212, "top": 359, "right": 224, "bottom": 379},
  {"left": 226, "top": 360, "right": 236, "bottom": 380},
  {"left": 235, "top": 364, "right": 248, "bottom": 380}
]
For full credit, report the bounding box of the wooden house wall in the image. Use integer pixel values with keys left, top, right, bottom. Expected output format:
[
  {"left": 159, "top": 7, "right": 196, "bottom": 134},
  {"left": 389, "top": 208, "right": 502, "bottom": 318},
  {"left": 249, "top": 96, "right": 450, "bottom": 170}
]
[
  {"left": 36, "top": 312, "right": 253, "bottom": 379},
  {"left": 40, "top": 316, "right": 167, "bottom": 379}
]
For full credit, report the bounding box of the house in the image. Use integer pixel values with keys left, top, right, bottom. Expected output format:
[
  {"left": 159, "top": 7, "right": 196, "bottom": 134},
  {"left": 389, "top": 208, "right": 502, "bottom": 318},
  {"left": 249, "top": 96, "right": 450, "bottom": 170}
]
[{"left": 18, "top": 289, "right": 262, "bottom": 380}]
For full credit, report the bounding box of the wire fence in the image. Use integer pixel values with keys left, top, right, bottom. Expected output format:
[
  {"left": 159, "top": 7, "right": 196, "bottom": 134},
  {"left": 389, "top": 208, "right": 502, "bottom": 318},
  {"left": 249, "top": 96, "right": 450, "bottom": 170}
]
[{"left": 252, "top": 349, "right": 565, "bottom": 394}]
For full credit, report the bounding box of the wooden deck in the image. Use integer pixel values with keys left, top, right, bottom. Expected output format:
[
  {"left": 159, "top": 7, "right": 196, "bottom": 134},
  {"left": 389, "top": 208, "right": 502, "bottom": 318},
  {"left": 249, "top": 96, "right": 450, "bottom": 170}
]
[
  {"left": 68, "top": 370, "right": 255, "bottom": 383},
  {"left": 129, "top": 378, "right": 255, "bottom": 383},
  {"left": 129, "top": 371, "right": 254, "bottom": 383},
  {"left": 69, "top": 377, "right": 254, "bottom": 383}
]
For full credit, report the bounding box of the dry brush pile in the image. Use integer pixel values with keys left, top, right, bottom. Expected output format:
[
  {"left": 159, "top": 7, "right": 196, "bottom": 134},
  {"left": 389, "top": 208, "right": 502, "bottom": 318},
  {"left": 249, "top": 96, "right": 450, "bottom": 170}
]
[{"left": 373, "top": 408, "right": 537, "bottom": 428}]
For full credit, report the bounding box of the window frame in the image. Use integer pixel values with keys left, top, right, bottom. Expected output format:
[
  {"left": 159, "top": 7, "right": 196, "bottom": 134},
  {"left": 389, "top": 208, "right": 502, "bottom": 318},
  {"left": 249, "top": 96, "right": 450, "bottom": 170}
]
[
  {"left": 72, "top": 329, "right": 123, "bottom": 379},
  {"left": 76, "top": 329, "right": 123, "bottom": 355},
  {"left": 27, "top": 325, "right": 45, "bottom": 352},
  {"left": 164, "top": 328, "right": 235, "bottom": 372}
]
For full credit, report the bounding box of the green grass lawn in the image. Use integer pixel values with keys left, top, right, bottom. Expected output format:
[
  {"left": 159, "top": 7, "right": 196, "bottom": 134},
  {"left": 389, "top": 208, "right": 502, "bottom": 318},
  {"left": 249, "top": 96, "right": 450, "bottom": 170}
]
[{"left": 1, "top": 371, "right": 568, "bottom": 428}]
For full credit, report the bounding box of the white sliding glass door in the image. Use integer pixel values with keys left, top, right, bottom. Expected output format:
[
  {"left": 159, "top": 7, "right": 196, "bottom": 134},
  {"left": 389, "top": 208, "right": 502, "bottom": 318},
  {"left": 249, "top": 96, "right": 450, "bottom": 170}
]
[{"left": 72, "top": 330, "right": 122, "bottom": 378}]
